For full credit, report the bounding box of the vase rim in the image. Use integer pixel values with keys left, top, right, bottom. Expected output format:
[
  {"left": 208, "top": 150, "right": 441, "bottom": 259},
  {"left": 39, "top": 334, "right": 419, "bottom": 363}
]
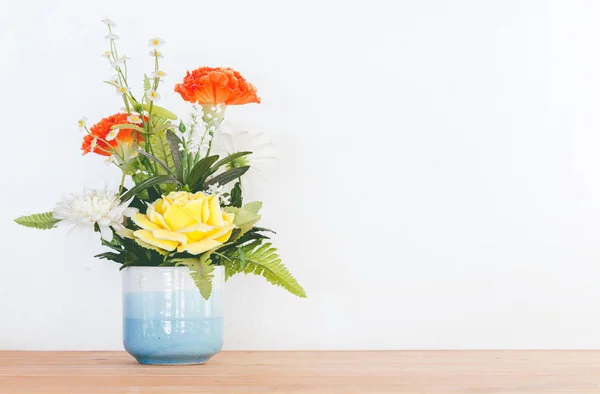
[{"left": 122, "top": 265, "right": 225, "bottom": 271}]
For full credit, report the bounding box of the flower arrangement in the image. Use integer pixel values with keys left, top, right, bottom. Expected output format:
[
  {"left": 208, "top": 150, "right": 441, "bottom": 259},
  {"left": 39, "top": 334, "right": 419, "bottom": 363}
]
[{"left": 14, "top": 19, "right": 305, "bottom": 300}]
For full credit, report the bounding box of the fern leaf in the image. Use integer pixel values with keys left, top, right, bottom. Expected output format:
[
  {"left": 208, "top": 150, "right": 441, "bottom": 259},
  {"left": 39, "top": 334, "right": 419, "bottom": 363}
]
[
  {"left": 173, "top": 258, "right": 215, "bottom": 300},
  {"left": 232, "top": 242, "right": 306, "bottom": 298},
  {"left": 14, "top": 212, "right": 59, "bottom": 230},
  {"left": 143, "top": 74, "right": 151, "bottom": 91}
]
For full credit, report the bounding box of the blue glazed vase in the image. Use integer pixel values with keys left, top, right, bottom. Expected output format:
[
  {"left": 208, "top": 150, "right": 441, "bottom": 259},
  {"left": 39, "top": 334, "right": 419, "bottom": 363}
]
[{"left": 122, "top": 266, "right": 224, "bottom": 365}]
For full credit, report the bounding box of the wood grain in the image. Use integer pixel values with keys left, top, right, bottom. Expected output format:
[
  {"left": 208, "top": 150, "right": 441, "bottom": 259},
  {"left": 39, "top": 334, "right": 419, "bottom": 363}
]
[{"left": 0, "top": 351, "right": 599, "bottom": 393}]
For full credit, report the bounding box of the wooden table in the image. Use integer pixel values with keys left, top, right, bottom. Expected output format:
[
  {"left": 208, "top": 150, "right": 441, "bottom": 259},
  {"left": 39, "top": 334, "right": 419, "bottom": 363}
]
[{"left": 0, "top": 351, "right": 599, "bottom": 393}]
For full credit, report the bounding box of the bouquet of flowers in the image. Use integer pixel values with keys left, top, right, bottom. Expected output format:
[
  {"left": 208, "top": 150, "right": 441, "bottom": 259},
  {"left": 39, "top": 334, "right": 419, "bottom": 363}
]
[{"left": 14, "top": 19, "right": 305, "bottom": 300}]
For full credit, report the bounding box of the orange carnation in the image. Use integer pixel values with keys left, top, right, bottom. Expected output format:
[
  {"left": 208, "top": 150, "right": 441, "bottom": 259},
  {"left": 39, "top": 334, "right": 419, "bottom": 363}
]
[
  {"left": 174, "top": 67, "right": 261, "bottom": 106},
  {"left": 82, "top": 113, "right": 144, "bottom": 156}
]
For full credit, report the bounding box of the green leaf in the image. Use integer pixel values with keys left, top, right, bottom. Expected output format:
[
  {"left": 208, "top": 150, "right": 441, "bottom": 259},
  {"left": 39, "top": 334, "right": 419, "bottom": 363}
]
[
  {"left": 238, "top": 247, "right": 247, "bottom": 270},
  {"left": 120, "top": 175, "right": 179, "bottom": 202},
  {"left": 143, "top": 104, "right": 178, "bottom": 120},
  {"left": 130, "top": 174, "right": 149, "bottom": 200},
  {"left": 151, "top": 123, "right": 174, "bottom": 134},
  {"left": 14, "top": 212, "right": 59, "bottom": 230},
  {"left": 228, "top": 242, "right": 306, "bottom": 298},
  {"left": 230, "top": 182, "right": 243, "bottom": 208},
  {"left": 225, "top": 201, "right": 262, "bottom": 237},
  {"left": 187, "top": 155, "right": 219, "bottom": 189},
  {"left": 166, "top": 130, "right": 183, "bottom": 182},
  {"left": 209, "top": 151, "right": 251, "bottom": 174},
  {"left": 137, "top": 149, "right": 178, "bottom": 179},
  {"left": 110, "top": 124, "right": 146, "bottom": 133},
  {"left": 174, "top": 257, "right": 215, "bottom": 300},
  {"left": 94, "top": 252, "right": 125, "bottom": 264},
  {"left": 143, "top": 74, "right": 151, "bottom": 91},
  {"left": 178, "top": 120, "right": 186, "bottom": 133},
  {"left": 204, "top": 166, "right": 250, "bottom": 189},
  {"left": 149, "top": 129, "right": 178, "bottom": 193}
]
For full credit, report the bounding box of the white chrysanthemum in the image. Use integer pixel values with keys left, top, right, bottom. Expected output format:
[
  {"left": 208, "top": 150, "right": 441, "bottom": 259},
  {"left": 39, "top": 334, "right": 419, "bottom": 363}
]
[
  {"left": 149, "top": 50, "right": 163, "bottom": 58},
  {"left": 53, "top": 189, "right": 137, "bottom": 241},
  {"left": 213, "top": 122, "right": 276, "bottom": 183}
]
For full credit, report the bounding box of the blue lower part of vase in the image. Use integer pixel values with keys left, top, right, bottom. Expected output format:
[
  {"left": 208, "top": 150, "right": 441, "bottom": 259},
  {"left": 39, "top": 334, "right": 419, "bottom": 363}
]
[{"left": 123, "top": 290, "right": 224, "bottom": 365}]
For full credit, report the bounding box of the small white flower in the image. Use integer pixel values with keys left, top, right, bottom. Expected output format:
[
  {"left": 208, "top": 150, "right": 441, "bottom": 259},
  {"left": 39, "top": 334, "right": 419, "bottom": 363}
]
[
  {"left": 78, "top": 117, "right": 87, "bottom": 130},
  {"left": 219, "top": 194, "right": 231, "bottom": 205},
  {"left": 112, "top": 56, "right": 130, "bottom": 68},
  {"left": 178, "top": 143, "right": 184, "bottom": 151},
  {"left": 53, "top": 189, "right": 137, "bottom": 241},
  {"left": 105, "top": 33, "right": 120, "bottom": 40},
  {"left": 127, "top": 113, "right": 143, "bottom": 124},
  {"left": 101, "top": 18, "right": 117, "bottom": 27},
  {"left": 149, "top": 50, "right": 163, "bottom": 58},
  {"left": 102, "top": 50, "right": 112, "bottom": 58},
  {"left": 148, "top": 37, "right": 165, "bottom": 48},
  {"left": 116, "top": 86, "right": 131, "bottom": 95},
  {"left": 106, "top": 128, "right": 120, "bottom": 141},
  {"left": 206, "top": 183, "right": 224, "bottom": 196},
  {"left": 152, "top": 70, "right": 167, "bottom": 79},
  {"left": 145, "top": 89, "right": 160, "bottom": 101}
]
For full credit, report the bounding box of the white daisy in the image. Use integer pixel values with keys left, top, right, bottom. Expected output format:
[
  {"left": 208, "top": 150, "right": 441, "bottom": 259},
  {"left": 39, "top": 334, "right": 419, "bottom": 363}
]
[
  {"left": 152, "top": 70, "right": 167, "bottom": 79},
  {"left": 213, "top": 122, "right": 277, "bottom": 183},
  {"left": 106, "top": 128, "right": 120, "bottom": 141},
  {"left": 149, "top": 50, "right": 163, "bottom": 58},
  {"left": 105, "top": 33, "right": 120, "bottom": 40},
  {"left": 53, "top": 189, "right": 137, "bottom": 241},
  {"left": 145, "top": 89, "right": 160, "bottom": 101},
  {"left": 116, "top": 86, "right": 131, "bottom": 95},
  {"left": 148, "top": 37, "right": 165, "bottom": 48},
  {"left": 102, "top": 50, "right": 112, "bottom": 59},
  {"left": 78, "top": 117, "right": 87, "bottom": 130},
  {"left": 101, "top": 18, "right": 117, "bottom": 27},
  {"left": 127, "top": 113, "right": 143, "bottom": 124},
  {"left": 112, "top": 56, "right": 130, "bottom": 68}
]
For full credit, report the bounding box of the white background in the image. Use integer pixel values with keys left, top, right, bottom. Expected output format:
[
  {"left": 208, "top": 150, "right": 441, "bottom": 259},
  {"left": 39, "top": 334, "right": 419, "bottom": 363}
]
[{"left": 1, "top": 0, "right": 600, "bottom": 350}]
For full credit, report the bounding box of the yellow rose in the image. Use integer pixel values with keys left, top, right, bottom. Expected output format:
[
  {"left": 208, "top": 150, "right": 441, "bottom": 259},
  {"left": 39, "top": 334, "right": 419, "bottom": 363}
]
[{"left": 131, "top": 191, "right": 235, "bottom": 255}]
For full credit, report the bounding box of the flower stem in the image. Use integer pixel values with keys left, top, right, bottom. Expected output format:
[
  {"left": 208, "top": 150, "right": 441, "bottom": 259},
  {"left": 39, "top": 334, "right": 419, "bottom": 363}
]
[
  {"left": 201, "top": 104, "right": 225, "bottom": 157},
  {"left": 119, "top": 172, "right": 126, "bottom": 195}
]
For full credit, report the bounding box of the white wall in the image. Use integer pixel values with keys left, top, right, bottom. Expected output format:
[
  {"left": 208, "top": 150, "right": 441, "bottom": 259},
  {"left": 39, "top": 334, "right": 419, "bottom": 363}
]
[{"left": 2, "top": 0, "right": 600, "bottom": 350}]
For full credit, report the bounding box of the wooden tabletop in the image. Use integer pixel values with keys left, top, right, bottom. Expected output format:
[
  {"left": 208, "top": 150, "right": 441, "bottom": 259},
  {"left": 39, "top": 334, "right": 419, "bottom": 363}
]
[{"left": 1, "top": 351, "right": 599, "bottom": 393}]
